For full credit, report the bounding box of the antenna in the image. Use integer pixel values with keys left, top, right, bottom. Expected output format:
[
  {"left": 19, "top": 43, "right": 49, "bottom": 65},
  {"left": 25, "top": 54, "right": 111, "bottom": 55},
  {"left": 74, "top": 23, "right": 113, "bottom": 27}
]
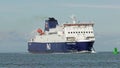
[{"left": 70, "top": 15, "right": 77, "bottom": 24}]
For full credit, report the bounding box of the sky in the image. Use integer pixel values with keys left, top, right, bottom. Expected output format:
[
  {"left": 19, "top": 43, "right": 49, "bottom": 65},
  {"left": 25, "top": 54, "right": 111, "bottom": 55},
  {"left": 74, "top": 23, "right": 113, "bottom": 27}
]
[{"left": 0, "top": 0, "right": 120, "bottom": 52}]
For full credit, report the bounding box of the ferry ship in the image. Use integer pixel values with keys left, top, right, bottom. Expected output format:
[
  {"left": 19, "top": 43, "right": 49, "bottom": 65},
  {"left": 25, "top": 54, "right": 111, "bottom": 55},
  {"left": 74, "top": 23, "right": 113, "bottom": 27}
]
[{"left": 28, "top": 16, "right": 95, "bottom": 53}]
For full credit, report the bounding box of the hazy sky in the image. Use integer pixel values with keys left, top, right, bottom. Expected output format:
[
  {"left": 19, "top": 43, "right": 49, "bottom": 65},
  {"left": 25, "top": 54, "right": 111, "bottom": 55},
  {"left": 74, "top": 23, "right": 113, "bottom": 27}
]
[{"left": 0, "top": 0, "right": 120, "bottom": 52}]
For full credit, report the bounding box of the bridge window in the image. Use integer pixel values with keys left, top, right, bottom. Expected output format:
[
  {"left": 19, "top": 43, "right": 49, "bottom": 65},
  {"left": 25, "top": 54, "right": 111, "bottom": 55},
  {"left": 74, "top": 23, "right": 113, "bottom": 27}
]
[{"left": 67, "top": 31, "right": 92, "bottom": 34}]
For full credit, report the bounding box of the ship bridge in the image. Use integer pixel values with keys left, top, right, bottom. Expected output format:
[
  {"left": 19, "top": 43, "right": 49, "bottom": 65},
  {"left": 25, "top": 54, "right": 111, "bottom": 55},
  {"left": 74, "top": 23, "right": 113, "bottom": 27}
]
[{"left": 63, "top": 23, "right": 95, "bottom": 42}]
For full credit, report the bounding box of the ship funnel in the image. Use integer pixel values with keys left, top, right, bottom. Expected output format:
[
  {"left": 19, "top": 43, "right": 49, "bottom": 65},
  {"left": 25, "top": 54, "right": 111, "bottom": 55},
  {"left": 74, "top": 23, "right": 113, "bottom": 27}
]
[{"left": 45, "top": 17, "right": 58, "bottom": 31}]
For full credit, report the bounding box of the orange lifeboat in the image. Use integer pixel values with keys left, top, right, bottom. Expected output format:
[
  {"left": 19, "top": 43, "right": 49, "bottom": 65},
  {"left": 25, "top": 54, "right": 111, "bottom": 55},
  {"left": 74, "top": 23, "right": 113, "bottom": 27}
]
[{"left": 37, "top": 28, "right": 44, "bottom": 35}]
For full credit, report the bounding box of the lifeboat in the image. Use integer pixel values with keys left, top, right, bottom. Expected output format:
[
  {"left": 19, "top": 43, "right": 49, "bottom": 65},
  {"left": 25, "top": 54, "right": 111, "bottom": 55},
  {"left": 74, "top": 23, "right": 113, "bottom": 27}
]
[{"left": 37, "top": 28, "right": 44, "bottom": 35}]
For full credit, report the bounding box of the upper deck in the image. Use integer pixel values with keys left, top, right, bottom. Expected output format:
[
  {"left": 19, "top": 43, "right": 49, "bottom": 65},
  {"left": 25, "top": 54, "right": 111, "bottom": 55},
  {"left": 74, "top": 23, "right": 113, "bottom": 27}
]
[{"left": 63, "top": 23, "right": 94, "bottom": 27}]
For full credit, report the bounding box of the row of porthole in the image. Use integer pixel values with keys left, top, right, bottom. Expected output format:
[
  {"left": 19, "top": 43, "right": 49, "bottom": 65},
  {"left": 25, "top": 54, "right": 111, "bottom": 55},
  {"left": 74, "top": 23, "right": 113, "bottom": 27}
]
[{"left": 68, "top": 31, "right": 93, "bottom": 34}]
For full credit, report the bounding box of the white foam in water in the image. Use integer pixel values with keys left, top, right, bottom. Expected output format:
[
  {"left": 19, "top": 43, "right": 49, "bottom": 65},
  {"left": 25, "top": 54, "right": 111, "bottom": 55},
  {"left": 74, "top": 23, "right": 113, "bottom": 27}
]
[{"left": 91, "top": 50, "right": 96, "bottom": 53}]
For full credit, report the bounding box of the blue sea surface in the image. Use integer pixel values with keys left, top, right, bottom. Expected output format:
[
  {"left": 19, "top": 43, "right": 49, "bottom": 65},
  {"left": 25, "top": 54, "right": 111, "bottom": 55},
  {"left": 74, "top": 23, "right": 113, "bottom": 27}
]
[{"left": 0, "top": 52, "right": 119, "bottom": 68}]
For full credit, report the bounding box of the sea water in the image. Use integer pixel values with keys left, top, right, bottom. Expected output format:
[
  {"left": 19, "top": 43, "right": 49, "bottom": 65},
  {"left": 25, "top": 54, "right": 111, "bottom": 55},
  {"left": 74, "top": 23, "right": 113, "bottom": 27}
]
[{"left": 0, "top": 52, "right": 119, "bottom": 68}]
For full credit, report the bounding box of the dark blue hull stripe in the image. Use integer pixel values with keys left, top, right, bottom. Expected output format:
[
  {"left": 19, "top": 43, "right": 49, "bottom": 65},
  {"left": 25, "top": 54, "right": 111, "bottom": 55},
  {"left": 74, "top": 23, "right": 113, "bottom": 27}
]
[{"left": 28, "top": 41, "right": 94, "bottom": 53}]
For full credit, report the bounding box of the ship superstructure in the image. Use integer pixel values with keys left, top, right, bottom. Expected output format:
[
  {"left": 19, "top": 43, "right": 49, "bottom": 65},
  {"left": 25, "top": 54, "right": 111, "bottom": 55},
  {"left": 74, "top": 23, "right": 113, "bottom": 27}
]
[{"left": 28, "top": 17, "right": 95, "bottom": 53}]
